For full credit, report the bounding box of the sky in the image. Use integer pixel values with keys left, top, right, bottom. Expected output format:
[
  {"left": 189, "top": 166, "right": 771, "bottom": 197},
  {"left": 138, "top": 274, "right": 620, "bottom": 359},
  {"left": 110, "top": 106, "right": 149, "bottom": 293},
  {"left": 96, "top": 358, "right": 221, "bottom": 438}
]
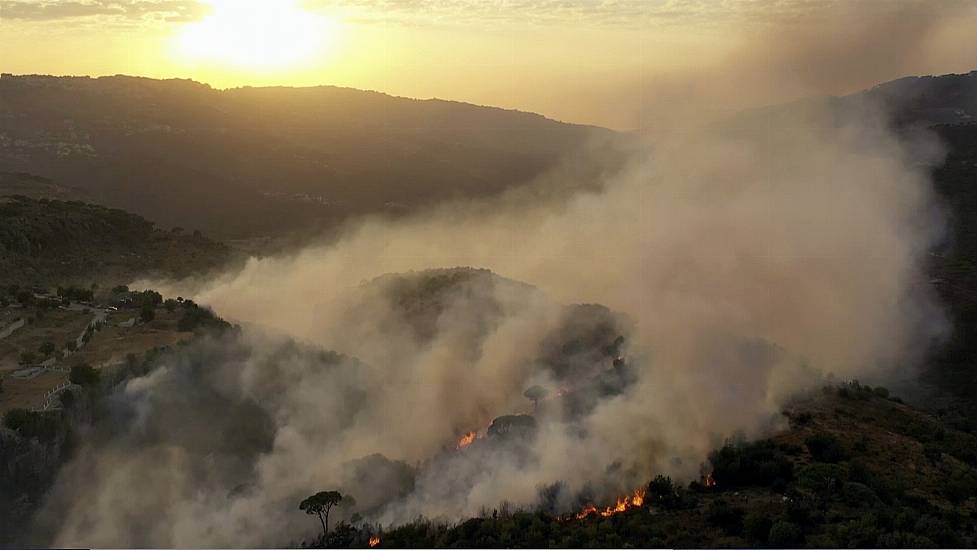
[{"left": 1, "top": 0, "right": 977, "bottom": 129}]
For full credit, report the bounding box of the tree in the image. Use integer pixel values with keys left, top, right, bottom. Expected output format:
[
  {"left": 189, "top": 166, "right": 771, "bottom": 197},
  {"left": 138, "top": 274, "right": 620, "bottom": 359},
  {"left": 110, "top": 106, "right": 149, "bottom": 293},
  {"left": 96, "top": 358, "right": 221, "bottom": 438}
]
[
  {"left": 768, "top": 520, "right": 803, "bottom": 547},
  {"left": 648, "top": 475, "right": 679, "bottom": 509},
  {"left": 39, "top": 341, "right": 56, "bottom": 356},
  {"left": 69, "top": 364, "right": 100, "bottom": 386},
  {"left": 523, "top": 385, "right": 548, "bottom": 412},
  {"left": 140, "top": 304, "right": 155, "bottom": 323},
  {"left": 300, "top": 490, "right": 344, "bottom": 538}
]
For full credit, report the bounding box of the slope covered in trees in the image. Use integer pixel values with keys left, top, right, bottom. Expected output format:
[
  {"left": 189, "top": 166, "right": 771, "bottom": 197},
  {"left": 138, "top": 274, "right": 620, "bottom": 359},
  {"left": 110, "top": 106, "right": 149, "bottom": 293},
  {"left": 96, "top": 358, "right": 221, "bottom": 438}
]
[
  {"left": 0, "top": 195, "right": 232, "bottom": 286},
  {"left": 312, "top": 385, "right": 977, "bottom": 548},
  {"left": 0, "top": 74, "right": 618, "bottom": 238}
]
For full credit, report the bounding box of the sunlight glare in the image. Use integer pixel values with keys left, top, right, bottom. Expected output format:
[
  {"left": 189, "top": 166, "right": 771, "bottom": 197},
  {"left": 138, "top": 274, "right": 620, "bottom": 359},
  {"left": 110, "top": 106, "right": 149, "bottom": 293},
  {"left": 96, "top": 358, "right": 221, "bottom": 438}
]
[{"left": 175, "top": 0, "right": 335, "bottom": 70}]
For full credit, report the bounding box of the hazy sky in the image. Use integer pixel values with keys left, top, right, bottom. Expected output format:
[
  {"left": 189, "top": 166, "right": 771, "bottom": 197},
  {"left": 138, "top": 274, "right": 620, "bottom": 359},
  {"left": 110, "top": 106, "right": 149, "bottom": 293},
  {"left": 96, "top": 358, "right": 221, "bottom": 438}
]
[{"left": 2, "top": 0, "right": 976, "bottom": 129}]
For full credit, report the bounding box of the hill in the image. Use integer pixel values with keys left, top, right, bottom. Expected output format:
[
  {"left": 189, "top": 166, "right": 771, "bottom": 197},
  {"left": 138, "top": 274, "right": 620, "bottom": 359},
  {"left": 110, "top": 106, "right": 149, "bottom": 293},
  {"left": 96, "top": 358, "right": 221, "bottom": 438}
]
[
  {"left": 320, "top": 384, "right": 977, "bottom": 548},
  {"left": 0, "top": 195, "right": 232, "bottom": 287},
  {"left": 0, "top": 74, "right": 618, "bottom": 239},
  {"left": 854, "top": 70, "right": 977, "bottom": 127}
]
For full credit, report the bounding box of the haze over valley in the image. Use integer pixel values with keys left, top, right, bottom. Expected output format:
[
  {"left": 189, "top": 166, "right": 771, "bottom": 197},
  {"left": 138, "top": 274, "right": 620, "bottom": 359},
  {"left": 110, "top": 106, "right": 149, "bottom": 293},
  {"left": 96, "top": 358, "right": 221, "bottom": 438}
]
[{"left": 3, "top": 1, "right": 977, "bottom": 548}]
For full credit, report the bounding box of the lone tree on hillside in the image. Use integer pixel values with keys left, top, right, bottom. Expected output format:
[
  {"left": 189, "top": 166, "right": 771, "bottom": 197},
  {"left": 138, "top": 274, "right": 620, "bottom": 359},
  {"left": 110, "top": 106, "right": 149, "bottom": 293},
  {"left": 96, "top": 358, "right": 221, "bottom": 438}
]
[
  {"left": 524, "top": 385, "right": 548, "bottom": 412},
  {"left": 300, "top": 490, "right": 344, "bottom": 538},
  {"left": 39, "top": 341, "right": 56, "bottom": 356},
  {"left": 69, "top": 364, "right": 100, "bottom": 386}
]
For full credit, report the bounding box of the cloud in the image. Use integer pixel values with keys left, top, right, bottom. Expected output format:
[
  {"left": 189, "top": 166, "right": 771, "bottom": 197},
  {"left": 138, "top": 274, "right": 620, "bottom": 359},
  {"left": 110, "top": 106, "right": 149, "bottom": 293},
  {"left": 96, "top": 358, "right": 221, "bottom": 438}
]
[
  {"left": 0, "top": 0, "right": 203, "bottom": 22},
  {"left": 307, "top": 0, "right": 968, "bottom": 29}
]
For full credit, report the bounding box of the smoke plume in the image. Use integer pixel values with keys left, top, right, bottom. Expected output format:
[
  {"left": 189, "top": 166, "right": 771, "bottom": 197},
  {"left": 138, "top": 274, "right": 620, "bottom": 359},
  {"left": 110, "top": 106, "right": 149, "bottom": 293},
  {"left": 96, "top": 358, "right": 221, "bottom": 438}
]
[{"left": 34, "top": 81, "right": 948, "bottom": 547}]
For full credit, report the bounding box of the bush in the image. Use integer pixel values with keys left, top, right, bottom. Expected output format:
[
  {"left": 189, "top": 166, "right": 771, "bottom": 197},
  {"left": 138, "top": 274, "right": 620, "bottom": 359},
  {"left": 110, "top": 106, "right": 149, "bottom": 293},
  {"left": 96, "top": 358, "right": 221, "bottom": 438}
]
[
  {"left": 834, "top": 517, "right": 879, "bottom": 547},
  {"left": 177, "top": 303, "right": 228, "bottom": 332},
  {"left": 796, "top": 463, "right": 846, "bottom": 500},
  {"left": 805, "top": 433, "right": 847, "bottom": 463},
  {"left": 708, "top": 439, "right": 794, "bottom": 489},
  {"left": 873, "top": 386, "right": 890, "bottom": 398},
  {"left": 39, "top": 341, "right": 56, "bottom": 355},
  {"left": 914, "top": 515, "right": 960, "bottom": 547},
  {"left": 842, "top": 481, "right": 879, "bottom": 508},
  {"left": 944, "top": 469, "right": 977, "bottom": 503},
  {"left": 785, "top": 497, "right": 815, "bottom": 526},
  {"left": 743, "top": 511, "right": 772, "bottom": 543},
  {"left": 792, "top": 411, "right": 813, "bottom": 426},
  {"left": 2, "top": 408, "right": 60, "bottom": 442},
  {"left": 69, "top": 364, "right": 100, "bottom": 386},
  {"left": 647, "top": 475, "right": 680, "bottom": 509},
  {"left": 768, "top": 521, "right": 803, "bottom": 547},
  {"left": 60, "top": 389, "right": 75, "bottom": 409},
  {"left": 140, "top": 304, "right": 155, "bottom": 323},
  {"left": 705, "top": 499, "right": 743, "bottom": 535}
]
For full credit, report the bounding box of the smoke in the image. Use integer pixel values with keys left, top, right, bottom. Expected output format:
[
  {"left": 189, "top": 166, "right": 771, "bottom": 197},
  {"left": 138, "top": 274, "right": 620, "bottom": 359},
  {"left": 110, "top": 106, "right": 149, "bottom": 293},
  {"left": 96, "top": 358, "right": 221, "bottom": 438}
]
[
  {"left": 611, "top": 1, "right": 977, "bottom": 130},
  {"left": 34, "top": 73, "right": 948, "bottom": 547}
]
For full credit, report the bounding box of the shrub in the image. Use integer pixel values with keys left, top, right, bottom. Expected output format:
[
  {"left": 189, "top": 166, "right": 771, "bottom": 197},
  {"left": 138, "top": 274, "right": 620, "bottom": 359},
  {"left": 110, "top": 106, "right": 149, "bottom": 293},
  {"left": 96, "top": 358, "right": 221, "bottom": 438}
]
[
  {"left": 69, "top": 364, "right": 100, "bottom": 386},
  {"left": 60, "top": 389, "right": 74, "bottom": 408},
  {"left": 743, "top": 511, "right": 772, "bottom": 543},
  {"left": 805, "top": 433, "right": 847, "bottom": 463},
  {"left": 2, "top": 408, "right": 60, "bottom": 442},
  {"left": 796, "top": 463, "right": 846, "bottom": 499},
  {"left": 768, "top": 521, "right": 803, "bottom": 547},
  {"left": 708, "top": 439, "right": 794, "bottom": 489},
  {"left": 792, "top": 411, "right": 813, "bottom": 426},
  {"left": 705, "top": 499, "right": 743, "bottom": 535},
  {"left": 944, "top": 470, "right": 977, "bottom": 503},
  {"left": 648, "top": 475, "right": 681, "bottom": 509},
  {"left": 39, "top": 341, "right": 56, "bottom": 355},
  {"left": 922, "top": 443, "right": 943, "bottom": 463},
  {"left": 834, "top": 517, "right": 879, "bottom": 547},
  {"left": 842, "top": 482, "right": 879, "bottom": 508},
  {"left": 140, "top": 304, "right": 155, "bottom": 323}
]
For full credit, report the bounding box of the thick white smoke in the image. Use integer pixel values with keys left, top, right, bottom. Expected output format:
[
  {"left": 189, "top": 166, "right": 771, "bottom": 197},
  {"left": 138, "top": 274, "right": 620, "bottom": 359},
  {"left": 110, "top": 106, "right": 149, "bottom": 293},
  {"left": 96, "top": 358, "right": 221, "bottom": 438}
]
[{"left": 31, "top": 92, "right": 948, "bottom": 547}]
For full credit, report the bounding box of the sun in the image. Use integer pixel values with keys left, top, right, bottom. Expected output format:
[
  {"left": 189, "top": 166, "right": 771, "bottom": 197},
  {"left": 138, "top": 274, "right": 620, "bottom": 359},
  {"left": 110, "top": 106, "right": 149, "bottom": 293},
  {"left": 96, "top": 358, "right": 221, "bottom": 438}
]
[{"left": 174, "top": 0, "right": 336, "bottom": 70}]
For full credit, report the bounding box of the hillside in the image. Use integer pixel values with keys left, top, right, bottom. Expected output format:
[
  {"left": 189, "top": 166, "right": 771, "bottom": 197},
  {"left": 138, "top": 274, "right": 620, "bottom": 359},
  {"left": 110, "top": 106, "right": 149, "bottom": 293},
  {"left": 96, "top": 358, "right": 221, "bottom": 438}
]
[
  {"left": 321, "top": 384, "right": 977, "bottom": 548},
  {"left": 0, "top": 74, "right": 618, "bottom": 238},
  {"left": 0, "top": 195, "right": 232, "bottom": 287}
]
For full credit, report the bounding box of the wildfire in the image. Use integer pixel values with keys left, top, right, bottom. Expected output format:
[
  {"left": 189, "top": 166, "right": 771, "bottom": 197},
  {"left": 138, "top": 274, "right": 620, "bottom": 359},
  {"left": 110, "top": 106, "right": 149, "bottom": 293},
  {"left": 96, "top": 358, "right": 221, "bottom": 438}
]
[
  {"left": 704, "top": 473, "right": 716, "bottom": 488},
  {"left": 574, "top": 489, "right": 646, "bottom": 520},
  {"left": 456, "top": 431, "right": 477, "bottom": 449},
  {"left": 368, "top": 536, "right": 381, "bottom": 547}
]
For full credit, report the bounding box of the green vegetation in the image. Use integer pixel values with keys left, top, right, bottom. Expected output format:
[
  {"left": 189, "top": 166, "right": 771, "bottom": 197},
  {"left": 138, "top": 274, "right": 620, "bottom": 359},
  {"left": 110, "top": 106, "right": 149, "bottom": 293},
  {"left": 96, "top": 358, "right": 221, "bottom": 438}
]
[
  {"left": 0, "top": 76, "right": 615, "bottom": 239},
  {"left": 68, "top": 364, "right": 100, "bottom": 387},
  {"left": 2, "top": 409, "right": 60, "bottom": 443},
  {"left": 301, "top": 491, "right": 346, "bottom": 539},
  {"left": 302, "top": 388, "right": 977, "bottom": 548},
  {"left": 0, "top": 195, "right": 231, "bottom": 287},
  {"left": 176, "top": 300, "right": 229, "bottom": 332}
]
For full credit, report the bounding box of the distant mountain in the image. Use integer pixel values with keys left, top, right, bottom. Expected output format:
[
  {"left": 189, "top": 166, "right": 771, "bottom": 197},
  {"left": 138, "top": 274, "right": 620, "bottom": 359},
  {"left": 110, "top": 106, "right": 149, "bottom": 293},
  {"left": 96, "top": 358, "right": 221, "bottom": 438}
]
[
  {"left": 0, "top": 195, "right": 232, "bottom": 287},
  {"left": 852, "top": 69, "right": 977, "bottom": 127},
  {"left": 839, "top": 69, "right": 977, "bottom": 422},
  {"left": 0, "top": 74, "right": 617, "bottom": 239}
]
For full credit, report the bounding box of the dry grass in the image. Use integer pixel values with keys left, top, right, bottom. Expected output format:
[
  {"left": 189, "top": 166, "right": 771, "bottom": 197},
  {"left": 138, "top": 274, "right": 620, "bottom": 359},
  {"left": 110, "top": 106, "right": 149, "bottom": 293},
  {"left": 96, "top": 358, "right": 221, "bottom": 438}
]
[{"left": 1, "top": 305, "right": 193, "bottom": 415}]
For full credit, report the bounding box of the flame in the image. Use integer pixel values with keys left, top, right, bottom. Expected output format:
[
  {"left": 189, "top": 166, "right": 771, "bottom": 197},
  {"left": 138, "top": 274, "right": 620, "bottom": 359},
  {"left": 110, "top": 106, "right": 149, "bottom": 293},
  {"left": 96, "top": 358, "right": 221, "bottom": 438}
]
[
  {"left": 704, "top": 473, "right": 716, "bottom": 487},
  {"left": 574, "top": 488, "right": 646, "bottom": 520},
  {"left": 456, "top": 431, "right": 476, "bottom": 449},
  {"left": 369, "top": 536, "right": 381, "bottom": 547}
]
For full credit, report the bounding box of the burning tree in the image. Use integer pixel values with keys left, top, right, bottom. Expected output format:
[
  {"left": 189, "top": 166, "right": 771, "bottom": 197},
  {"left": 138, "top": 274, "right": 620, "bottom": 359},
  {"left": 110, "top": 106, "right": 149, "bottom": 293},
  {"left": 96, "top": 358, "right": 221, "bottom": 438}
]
[{"left": 300, "top": 490, "right": 344, "bottom": 538}]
